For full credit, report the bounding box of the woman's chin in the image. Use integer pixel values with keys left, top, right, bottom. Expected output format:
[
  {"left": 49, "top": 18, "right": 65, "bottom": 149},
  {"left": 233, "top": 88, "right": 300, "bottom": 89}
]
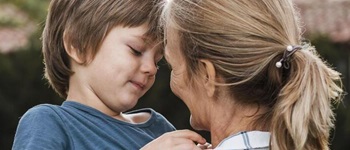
[{"left": 189, "top": 115, "right": 205, "bottom": 130}]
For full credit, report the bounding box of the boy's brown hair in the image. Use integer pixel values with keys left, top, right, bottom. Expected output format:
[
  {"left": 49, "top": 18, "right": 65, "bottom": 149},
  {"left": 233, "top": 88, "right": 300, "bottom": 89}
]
[{"left": 42, "top": 0, "right": 164, "bottom": 98}]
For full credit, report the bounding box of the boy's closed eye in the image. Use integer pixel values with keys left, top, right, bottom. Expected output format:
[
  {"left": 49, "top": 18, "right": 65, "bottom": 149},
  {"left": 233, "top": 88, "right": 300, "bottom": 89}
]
[
  {"left": 129, "top": 45, "right": 163, "bottom": 70},
  {"left": 129, "top": 46, "right": 142, "bottom": 56}
]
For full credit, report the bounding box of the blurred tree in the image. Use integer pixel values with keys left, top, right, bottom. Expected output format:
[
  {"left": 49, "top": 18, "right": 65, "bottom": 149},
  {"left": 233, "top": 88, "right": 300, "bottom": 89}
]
[
  {"left": 0, "top": 0, "right": 50, "bottom": 22},
  {"left": 0, "top": 0, "right": 59, "bottom": 149}
]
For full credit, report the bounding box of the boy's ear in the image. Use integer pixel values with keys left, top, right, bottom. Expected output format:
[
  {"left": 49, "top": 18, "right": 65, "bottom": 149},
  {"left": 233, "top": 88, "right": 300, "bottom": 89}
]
[
  {"left": 199, "top": 59, "right": 216, "bottom": 98},
  {"left": 63, "top": 32, "right": 84, "bottom": 64}
]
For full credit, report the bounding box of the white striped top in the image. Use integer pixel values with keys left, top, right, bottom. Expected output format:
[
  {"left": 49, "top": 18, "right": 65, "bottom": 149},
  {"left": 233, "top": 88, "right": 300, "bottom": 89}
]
[{"left": 215, "top": 131, "right": 270, "bottom": 150}]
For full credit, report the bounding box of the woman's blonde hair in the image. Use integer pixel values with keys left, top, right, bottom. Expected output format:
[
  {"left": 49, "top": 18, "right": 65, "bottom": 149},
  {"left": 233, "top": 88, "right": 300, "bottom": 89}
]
[{"left": 162, "top": 0, "right": 343, "bottom": 149}]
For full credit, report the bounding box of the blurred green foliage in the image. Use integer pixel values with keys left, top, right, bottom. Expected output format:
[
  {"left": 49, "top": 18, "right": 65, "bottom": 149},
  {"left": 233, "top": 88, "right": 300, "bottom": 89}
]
[
  {"left": 0, "top": 1, "right": 348, "bottom": 150},
  {"left": 0, "top": 18, "right": 21, "bottom": 28},
  {"left": 0, "top": 0, "right": 50, "bottom": 22}
]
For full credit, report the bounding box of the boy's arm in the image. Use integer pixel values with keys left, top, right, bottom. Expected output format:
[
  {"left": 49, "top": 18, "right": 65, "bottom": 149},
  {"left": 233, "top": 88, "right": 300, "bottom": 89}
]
[{"left": 12, "top": 105, "right": 68, "bottom": 150}]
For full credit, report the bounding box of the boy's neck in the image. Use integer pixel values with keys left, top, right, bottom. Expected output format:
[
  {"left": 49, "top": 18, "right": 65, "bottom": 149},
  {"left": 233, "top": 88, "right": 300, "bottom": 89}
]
[
  {"left": 67, "top": 71, "right": 151, "bottom": 124},
  {"left": 66, "top": 80, "right": 151, "bottom": 124},
  {"left": 66, "top": 99, "right": 151, "bottom": 124}
]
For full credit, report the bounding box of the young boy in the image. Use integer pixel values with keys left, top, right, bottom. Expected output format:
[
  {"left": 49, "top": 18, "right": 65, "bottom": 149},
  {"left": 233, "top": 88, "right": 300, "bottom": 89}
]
[{"left": 12, "top": 0, "right": 177, "bottom": 149}]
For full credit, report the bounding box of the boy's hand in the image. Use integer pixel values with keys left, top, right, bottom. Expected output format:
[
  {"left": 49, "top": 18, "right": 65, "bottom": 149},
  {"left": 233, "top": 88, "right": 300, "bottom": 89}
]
[{"left": 140, "top": 130, "right": 206, "bottom": 150}]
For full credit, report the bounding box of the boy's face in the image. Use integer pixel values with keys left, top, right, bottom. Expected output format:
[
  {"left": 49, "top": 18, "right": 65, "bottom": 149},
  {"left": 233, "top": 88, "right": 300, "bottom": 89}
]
[{"left": 77, "top": 24, "right": 162, "bottom": 113}]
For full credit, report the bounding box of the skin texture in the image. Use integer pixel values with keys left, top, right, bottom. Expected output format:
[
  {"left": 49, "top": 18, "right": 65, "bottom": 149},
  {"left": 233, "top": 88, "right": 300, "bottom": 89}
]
[{"left": 65, "top": 24, "right": 163, "bottom": 122}]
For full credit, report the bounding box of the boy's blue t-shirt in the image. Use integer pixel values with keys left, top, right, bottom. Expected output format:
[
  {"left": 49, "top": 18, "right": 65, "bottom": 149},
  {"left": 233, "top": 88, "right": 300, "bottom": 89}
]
[{"left": 12, "top": 101, "right": 176, "bottom": 150}]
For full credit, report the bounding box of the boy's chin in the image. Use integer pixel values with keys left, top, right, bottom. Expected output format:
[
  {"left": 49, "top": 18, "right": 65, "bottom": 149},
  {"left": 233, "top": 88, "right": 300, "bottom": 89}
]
[{"left": 112, "top": 98, "right": 139, "bottom": 112}]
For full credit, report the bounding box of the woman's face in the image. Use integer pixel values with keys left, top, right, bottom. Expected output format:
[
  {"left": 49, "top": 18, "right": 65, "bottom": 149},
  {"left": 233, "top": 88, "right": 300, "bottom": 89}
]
[{"left": 164, "top": 29, "right": 209, "bottom": 130}]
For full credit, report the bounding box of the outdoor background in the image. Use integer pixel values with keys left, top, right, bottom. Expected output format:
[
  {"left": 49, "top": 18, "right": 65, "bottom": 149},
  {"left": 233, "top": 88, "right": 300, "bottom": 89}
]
[{"left": 0, "top": 0, "right": 349, "bottom": 149}]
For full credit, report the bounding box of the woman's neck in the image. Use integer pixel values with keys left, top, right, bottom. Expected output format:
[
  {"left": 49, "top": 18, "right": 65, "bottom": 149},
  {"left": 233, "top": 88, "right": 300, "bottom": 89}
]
[{"left": 209, "top": 101, "right": 268, "bottom": 147}]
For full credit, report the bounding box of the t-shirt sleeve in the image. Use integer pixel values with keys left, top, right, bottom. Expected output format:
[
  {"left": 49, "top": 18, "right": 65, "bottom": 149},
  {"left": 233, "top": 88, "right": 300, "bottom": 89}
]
[{"left": 12, "top": 105, "right": 69, "bottom": 150}]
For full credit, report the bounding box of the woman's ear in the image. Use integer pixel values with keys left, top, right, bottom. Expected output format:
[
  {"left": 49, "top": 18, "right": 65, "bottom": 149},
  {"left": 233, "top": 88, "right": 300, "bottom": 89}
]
[
  {"left": 199, "top": 59, "right": 216, "bottom": 98},
  {"left": 63, "top": 32, "right": 84, "bottom": 64}
]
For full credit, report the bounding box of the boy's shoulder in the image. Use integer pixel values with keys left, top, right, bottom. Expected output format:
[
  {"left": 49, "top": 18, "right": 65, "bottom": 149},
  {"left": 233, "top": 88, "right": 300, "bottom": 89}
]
[
  {"left": 13, "top": 104, "right": 69, "bottom": 149},
  {"left": 20, "top": 103, "right": 64, "bottom": 123},
  {"left": 25, "top": 103, "right": 61, "bottom": 114}
]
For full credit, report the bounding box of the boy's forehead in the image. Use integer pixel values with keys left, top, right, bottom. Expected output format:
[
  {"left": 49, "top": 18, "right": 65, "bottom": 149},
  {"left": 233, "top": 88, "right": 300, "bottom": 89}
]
[
  {"left": 132, "top": 34, "right": 164, "bottom": 55},
  {"left": 121, "top": 25, "right": 163, "bottom": 54},
  {"left": 130, "top": 34, "right": 147, "bottom": 42}
]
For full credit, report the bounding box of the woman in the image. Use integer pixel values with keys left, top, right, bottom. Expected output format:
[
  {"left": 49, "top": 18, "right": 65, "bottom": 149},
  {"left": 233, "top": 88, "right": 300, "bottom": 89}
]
[{"left": 155, "top": 0, "right": 343, "bottom": 149}]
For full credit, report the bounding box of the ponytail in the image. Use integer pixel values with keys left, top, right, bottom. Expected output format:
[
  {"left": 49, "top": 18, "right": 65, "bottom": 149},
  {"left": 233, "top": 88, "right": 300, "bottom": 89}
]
[{"left": 270, "top": 45, "right": 343, "bottom": 150}]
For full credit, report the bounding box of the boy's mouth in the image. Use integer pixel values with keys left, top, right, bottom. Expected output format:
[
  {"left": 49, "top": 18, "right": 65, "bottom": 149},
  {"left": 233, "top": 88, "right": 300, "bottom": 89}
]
[{"left": 130, "top": 80, "right": 145, "bottom": 90}]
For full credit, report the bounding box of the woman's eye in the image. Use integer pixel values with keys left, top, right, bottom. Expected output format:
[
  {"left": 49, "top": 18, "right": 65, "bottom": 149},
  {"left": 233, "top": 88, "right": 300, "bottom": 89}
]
[{"left": 130, "top": 46, "right": 142, "bottom": 56}]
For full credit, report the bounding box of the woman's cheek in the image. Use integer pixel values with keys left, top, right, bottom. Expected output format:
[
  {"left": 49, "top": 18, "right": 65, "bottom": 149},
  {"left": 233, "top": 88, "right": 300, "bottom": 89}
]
[{"left": 170, "top": 70, "right": 187, "bottom": 98}]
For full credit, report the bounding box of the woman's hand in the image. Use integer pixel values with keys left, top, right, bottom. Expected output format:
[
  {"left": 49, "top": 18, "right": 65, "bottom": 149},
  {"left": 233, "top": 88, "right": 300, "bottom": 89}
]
[
  {"left": 140, "top": 130, "right": 207, "bottom": 150},
  {"left": 197, "top": 142, "right": 213, "bottom": 149}
]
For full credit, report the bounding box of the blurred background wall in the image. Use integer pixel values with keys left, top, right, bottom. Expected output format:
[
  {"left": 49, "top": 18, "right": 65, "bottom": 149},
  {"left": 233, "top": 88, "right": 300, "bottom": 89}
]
[{"left": 0, "top": 0, "right": 349, "bottom": 149}]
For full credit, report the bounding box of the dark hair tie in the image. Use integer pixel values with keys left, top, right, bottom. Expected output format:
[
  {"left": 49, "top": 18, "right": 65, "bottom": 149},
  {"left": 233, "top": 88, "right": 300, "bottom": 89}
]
[{"left": 276, "top": 45, "right": 302, "bottom": 69}]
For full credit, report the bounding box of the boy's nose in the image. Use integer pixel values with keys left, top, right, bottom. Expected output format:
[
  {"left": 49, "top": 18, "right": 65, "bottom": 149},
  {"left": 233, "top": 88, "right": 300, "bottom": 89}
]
[{"left": 141, "top": 60, "right": 157, "bottom": 76}]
